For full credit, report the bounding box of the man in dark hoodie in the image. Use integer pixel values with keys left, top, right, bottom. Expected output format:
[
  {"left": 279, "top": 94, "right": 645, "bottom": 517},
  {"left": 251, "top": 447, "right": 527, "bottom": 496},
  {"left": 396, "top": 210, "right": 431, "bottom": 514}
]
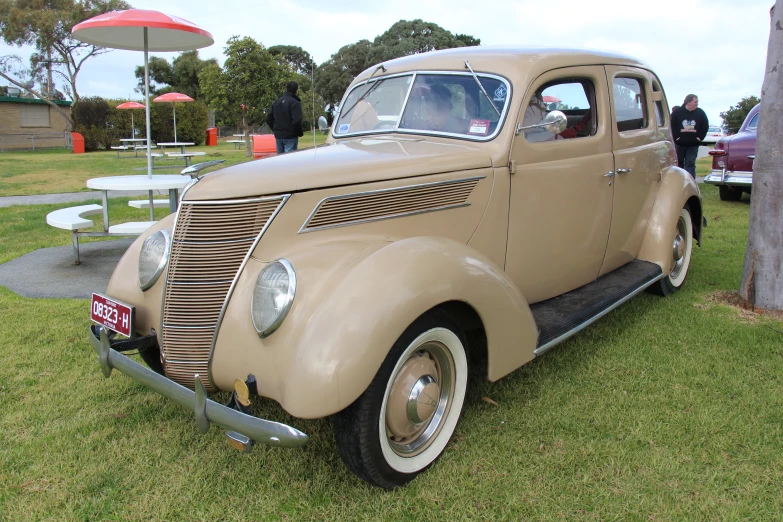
[
  {"left": 671, "top": 94, "right": 709, "bottom": 177},
  {"left": 266, "top": 81, "right": 303, "bottom": 153}
]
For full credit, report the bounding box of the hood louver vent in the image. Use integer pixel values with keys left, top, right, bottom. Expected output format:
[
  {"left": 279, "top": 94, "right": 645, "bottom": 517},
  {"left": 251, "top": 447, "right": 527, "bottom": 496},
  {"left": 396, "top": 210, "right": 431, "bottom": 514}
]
[{"left": 299, "top": 176, "right": 483, "bottom": 233}]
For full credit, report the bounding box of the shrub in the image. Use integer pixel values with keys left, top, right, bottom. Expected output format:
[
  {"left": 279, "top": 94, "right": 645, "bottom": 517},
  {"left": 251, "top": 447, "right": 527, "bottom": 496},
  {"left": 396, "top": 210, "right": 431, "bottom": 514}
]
[
  {"left": 72, "top": 96, "right": 112, "bottom": 151},
  {"left": 150, "top": 100, "right": 209, "bottom": 145}
]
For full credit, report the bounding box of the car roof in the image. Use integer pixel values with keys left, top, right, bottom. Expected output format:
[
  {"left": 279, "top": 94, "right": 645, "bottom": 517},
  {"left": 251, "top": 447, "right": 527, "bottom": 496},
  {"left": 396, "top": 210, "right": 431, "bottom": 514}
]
[{"left": 350, "top": 46, "right": 651, "bottom": 89}]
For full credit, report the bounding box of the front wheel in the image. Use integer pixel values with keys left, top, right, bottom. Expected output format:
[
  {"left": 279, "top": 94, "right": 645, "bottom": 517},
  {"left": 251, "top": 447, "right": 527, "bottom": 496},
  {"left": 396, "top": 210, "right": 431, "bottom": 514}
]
[
  {"left": 333, "top": 310, "right": 469, "bottom": 489},
  {"left": 648, "top": 206, "right": 693, "bottom": 296}
]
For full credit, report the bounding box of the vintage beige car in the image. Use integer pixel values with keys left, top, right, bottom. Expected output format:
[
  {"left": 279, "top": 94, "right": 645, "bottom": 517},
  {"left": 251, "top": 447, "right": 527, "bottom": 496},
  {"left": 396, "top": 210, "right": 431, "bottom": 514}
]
[{"left": 88, "top": 47, "right": 702, "bottom": 489}]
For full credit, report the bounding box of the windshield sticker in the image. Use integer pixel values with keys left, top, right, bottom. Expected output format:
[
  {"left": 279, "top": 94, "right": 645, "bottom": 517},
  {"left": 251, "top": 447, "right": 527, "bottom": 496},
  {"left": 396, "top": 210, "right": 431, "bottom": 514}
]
[
  {"left": 493, "top": 85, "right": 507, "bottom": 101},
  {"left": 338, "top": 123, "right": 350, "bottom": 133},
  {"left": 468, "top": 119, "right": 491, "bottom": 135}
]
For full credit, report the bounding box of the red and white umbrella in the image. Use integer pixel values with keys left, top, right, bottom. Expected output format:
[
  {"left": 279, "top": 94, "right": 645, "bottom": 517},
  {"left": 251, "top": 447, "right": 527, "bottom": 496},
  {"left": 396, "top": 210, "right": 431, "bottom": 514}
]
[
  {"left": 72, "top": 10, "right": 212, "bottom": 180},
  {"left": 542, "top": 95, "right": 561, "bottom": 103},
  {"left": 116, "top": 101, "right": 146, "bottom": 138},
  {"left": 153, "top": 92, "right": 194, "bottom": 143}
]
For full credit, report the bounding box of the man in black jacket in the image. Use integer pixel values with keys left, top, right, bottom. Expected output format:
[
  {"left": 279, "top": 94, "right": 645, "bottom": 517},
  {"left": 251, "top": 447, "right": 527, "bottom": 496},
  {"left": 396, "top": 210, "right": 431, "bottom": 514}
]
[
  {"left": 671, "top": 94, "right": 708, "bottom": 178},
  {"left": 266, "top": 81, "right": 303, "bottom": 153}
]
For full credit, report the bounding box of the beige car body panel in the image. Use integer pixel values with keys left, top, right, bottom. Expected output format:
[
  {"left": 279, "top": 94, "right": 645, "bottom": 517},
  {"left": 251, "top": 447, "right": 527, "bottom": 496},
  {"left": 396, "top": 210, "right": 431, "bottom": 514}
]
[{"left": 102, "top": 47, "right": 700, "bottom": 420}]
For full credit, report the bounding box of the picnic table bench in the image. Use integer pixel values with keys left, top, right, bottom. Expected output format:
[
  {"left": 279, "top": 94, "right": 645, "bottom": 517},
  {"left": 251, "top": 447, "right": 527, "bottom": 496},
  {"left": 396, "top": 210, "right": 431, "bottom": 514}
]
[
  {"left": 226, "top": 139, "right": 246, "bottom": 149},
  {"left": 45, "top": 204, "right": 155, "bottom": 264},
  {"left": 165, "top": 151, "right": 207, "bottom": 166},
  {"left": 128, "top": 199, "right": 169, "bottom": 209},
  {"left": 110, "top": 145, "right": 132, "bottom": 158}
]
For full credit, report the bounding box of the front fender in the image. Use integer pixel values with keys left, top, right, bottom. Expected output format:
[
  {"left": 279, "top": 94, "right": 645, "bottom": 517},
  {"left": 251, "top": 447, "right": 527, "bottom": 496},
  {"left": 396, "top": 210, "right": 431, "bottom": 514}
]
[
  {"left": 211, "top": 236, "right": 538, "bottom": 419},
  {"left": 637, "top": 166, "right": 702, "bottom": 271}
]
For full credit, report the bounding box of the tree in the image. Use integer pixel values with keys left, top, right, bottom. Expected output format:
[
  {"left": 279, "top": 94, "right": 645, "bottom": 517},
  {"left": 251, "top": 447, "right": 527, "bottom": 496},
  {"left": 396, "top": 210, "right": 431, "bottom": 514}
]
[
  {"left": 269, "top": 45, "right": 313, "bottom": 76},
  {"left": 315, "top": 39, "right": 373, "bottom": 108},
  {"left": 0, "top": 0, "right": 130, "bottom": 118},
  {"left": 720, "top": 95, "right": 760, "bottom": 134},
  {"left": 314, "top": 21, "right": 480, "bottom": 109},
  {"left": 369, "top": 20, "right": 481, "bottom": 64},
  {"left": 199, "top": 36, "right": 292, "bottom": 156},
  {"left": 134, "top": 51, "right": 218, "bottom": 99},
  {"left": 739, "top": 1, "right": 783, "bottom": 313}
]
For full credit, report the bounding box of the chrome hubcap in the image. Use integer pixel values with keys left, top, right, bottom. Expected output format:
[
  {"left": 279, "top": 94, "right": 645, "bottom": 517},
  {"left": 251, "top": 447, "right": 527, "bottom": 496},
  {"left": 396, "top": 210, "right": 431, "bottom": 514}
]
[
  {"left": 670, "top": 217, "right": 687, "bottom": 278},
  {"left": 385, "top": 343, "right": 455, "bottom": 457},
  {"left": 407, "top": 375, "right": 440, "bottom": 424}
]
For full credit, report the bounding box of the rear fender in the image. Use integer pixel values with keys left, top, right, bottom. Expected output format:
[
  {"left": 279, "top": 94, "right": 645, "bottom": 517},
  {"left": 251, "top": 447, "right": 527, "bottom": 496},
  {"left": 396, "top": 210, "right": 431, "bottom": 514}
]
[{"left": 637, "top": 166, "right": 702, "bottom": 270}]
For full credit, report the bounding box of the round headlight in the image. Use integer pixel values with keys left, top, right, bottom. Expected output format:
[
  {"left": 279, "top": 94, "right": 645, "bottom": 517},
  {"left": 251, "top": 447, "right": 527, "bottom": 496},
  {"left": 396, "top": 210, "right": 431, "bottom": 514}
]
[
  {"left": 251, "top": 259, "right": 296, "bottom": 338},
  {"left": 138, "top": 230, "right": 171, "bottom": 290}
]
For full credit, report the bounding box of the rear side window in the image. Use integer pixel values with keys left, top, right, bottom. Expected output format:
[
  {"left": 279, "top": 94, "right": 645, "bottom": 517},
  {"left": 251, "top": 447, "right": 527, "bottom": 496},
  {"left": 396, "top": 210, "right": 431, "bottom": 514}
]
[
  {"left": 613, "top": 77, "right": 648, "bottom": 132},
  {"left": 747, "top": 114, "right": 759, "bottom": 129}
]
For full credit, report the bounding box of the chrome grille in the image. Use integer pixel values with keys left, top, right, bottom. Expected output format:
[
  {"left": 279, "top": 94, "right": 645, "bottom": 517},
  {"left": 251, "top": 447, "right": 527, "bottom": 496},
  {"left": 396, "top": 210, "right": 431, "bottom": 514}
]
[
  {"left": 300, "top": 177, "right": 483, "bottom": 233},
  {"left": 161, "top": 196, "right": 287, "bottom": 391}
]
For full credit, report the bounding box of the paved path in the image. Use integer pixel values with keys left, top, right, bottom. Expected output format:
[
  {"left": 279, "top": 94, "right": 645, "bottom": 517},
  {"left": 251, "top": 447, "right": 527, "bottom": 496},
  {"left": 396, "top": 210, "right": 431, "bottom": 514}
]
[
  {"left": 0, "top": 238, "right": 134, "bottom": 299},
  {"left": 0, "top": 190, "right": 165, "bottom": 208}
]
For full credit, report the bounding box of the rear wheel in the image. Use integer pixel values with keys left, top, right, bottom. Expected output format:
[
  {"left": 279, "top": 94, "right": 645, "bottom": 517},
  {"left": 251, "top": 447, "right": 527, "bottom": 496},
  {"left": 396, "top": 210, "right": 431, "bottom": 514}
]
[
  {"left": 648, "top": 206, "right": 693, "bottom": 296},
  {"left": 719, "top": 185, "right": 743, "bottom": 201},
  {"left": 333, "top": 310, "right": 468, "bottom": 489}
]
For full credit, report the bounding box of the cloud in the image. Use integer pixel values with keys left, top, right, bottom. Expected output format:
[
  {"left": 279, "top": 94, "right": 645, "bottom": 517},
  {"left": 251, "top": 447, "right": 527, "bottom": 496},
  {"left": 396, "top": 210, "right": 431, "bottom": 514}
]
[{"left": 0, "top": 0, "right": 773, "bottom": 124}]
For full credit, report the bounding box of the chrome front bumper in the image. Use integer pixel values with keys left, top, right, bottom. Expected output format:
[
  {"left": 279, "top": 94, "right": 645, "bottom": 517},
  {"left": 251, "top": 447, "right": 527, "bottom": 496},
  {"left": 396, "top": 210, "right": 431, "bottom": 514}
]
[
  {"left": 89, "top": 325, "right": 309, "bottom": 448},
  {"left": 704, "top": 169, "right": 753, "bottom": 187}
]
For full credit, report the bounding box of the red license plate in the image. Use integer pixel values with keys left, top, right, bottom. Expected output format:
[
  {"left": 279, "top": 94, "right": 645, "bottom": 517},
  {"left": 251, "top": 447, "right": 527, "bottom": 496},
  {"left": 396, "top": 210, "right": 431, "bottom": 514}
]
[{"left": 90, "top": 293, "right": 135, "bottom": 337}]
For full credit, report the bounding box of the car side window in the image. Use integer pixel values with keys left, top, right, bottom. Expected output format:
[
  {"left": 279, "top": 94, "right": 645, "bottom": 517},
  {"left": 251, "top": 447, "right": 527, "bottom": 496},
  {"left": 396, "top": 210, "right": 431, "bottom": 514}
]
[
  {"left": 747, "top": 113, "right": 759, "bottom": 129},
  {"left": 613, "top": 76, "right": 648, "bottom": 132},
  {"left": 523, "top": 79, "right": 596, "bottom": 143}
]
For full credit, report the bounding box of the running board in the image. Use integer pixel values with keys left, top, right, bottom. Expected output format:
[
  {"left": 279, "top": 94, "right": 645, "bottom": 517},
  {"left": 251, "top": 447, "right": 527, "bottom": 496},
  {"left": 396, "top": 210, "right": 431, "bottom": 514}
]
[{"left": 530, "top": 260, "right": 664, "bottom": 356}]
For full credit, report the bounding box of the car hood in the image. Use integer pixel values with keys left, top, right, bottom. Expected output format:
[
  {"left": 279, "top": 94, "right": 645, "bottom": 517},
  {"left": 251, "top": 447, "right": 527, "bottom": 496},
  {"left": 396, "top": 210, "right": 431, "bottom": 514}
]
[{"left": 185, "top": 137, "right": 493, "bottom": 200}]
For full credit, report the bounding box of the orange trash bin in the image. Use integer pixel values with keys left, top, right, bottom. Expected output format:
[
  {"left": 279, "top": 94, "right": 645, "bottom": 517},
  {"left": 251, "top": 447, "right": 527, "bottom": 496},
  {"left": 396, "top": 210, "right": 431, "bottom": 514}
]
[
  {"left": 252, "top": 134, "right": 276, "bottom": 159},
  {"left": 71, "top": 132, "right": 85, "bottom": 154},
  {"left": 206, "top": 127, "right": 217, "bottom": 146}
]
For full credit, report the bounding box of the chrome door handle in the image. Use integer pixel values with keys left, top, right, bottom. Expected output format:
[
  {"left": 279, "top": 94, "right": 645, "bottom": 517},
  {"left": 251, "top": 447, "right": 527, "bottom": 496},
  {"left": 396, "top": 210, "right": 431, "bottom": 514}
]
[
  {"left": 604, "top": 171, "right": 616, "bottom": 177},
  {"left": 616, "top": 168, "right": 632, "bottom": 174}
]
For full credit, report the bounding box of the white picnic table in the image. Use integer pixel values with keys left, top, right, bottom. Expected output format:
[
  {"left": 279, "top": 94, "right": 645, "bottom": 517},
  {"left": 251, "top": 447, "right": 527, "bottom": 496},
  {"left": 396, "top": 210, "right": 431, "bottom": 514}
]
[
  {"left": 157, "top": 141, "right": 194, "bottom": 154},
  {"left": 226, "top": 135, "right": 247, "bottom": 149},
  {"left": 48, "top": 175, "right": 190, "bottom": 264}
]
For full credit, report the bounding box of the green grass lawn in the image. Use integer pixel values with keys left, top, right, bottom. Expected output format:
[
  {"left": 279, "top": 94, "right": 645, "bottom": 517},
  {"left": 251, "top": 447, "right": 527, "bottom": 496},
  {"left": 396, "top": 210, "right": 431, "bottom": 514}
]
[
  {"left": 0, "top": 132, "right": 328, "bottom": 197},
  {"left": 1, "top": 157, "right": 782, "bottom": 520}
]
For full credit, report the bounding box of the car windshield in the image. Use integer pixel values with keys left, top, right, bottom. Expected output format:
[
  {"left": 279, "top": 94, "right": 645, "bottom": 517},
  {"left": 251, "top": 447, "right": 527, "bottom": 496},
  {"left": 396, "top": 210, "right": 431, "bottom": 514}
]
[
  {"left": 333, "top": 72, "right": 510, "bottom": 140},
  {"left": 708, "top": 126, "right": 722, "bottom": 133}
]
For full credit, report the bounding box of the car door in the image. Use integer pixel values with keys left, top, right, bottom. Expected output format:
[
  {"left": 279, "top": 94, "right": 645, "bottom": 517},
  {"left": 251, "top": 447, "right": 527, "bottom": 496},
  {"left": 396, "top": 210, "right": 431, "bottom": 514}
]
[
  {"left": 599, "top": 66, "right": 665, "bottom": 276},
  {"left": 506, "top": 66, "right": 614, "bottom": 304}
]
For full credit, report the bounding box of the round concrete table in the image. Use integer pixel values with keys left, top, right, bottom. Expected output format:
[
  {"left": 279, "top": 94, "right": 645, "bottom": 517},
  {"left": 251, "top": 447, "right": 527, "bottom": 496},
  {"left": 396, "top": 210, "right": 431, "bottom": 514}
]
[{"left": 87, "top": 175, "right": 190, "bottom": 227}]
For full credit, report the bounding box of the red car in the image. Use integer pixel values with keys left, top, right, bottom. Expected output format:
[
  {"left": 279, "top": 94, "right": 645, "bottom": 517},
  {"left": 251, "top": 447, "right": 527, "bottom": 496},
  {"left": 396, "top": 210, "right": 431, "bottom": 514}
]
[{"left": 705, "top": 103, "right": 759, "bottom": 201}]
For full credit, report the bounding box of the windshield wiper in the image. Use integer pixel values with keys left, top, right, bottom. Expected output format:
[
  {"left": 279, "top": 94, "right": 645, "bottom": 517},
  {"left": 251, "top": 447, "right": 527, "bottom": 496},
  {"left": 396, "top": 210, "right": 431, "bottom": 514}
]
[
  {"left": 464, "top": 60, "right": 501, "bottom": 118},
  {"left": 338, "top": 64, "right": 386, "bottom": 121}
]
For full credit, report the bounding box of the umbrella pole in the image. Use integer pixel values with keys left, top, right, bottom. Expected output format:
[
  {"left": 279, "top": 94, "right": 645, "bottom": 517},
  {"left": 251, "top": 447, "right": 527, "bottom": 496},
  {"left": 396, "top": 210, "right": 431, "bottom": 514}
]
[
  {"left": 173, "top": 104, "right": 177, "bottom": 143},
  {"left": 131, "top": 112, "right": 135, "bottom": 138},
  {"left": 144, "top": 28, "right": 154, "bottom": 220}
]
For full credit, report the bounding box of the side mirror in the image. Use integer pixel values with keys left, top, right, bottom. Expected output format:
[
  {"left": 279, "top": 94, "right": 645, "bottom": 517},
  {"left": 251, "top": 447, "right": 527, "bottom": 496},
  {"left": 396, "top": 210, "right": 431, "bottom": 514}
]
[
  {"left": 318, "top": 115, "right": 329, "bottom": 134},
  {"left": 516, "top": 110, "right": 568, "bottom": 136}
]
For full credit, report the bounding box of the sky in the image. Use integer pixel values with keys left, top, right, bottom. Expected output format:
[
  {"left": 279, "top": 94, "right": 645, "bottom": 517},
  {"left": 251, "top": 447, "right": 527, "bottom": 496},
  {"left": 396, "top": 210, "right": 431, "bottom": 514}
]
[{"left": 0, "top": 0, "right": 773, "bottom": 125}]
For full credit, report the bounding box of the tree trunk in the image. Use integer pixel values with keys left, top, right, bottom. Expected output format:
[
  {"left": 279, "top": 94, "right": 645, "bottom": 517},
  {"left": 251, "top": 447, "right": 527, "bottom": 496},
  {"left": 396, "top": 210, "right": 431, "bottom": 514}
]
[
  {"left": 243, "top": 116, "right": 253, "bottom": 158},
  {"left": 739, "top": 1, "right": 783, "bottom": 311}
]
